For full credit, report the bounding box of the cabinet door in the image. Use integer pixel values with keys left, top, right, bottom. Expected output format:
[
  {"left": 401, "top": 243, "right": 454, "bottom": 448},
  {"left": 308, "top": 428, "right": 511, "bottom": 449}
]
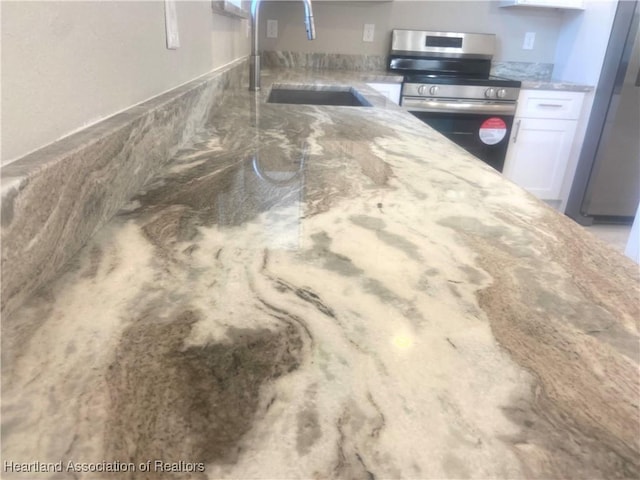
[{"left": 503, "top": 118, "right": 577, "bottom": 199}]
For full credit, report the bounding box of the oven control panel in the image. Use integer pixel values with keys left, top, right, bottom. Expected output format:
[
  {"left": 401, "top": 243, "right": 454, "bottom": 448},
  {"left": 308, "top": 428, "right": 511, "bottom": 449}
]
[{"left": 403, "top": 83, "right": 519, "bottom": 101}]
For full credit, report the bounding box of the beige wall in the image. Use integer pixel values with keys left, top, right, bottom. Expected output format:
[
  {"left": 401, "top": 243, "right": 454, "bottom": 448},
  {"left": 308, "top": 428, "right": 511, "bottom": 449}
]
[
  {"left": 552, "top": 0, "right": 618, "bottom": 84},
  {"left": 260, "top": 0, "right": 563, "bottom": 62},
  {"left": 1, "top": 1, "right": 250, "bottom": 165}
]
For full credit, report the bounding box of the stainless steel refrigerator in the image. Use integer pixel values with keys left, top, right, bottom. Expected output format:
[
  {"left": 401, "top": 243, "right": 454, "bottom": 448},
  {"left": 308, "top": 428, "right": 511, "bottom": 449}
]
[{"left": 566, "top": 0, "right": 640, "bottom": 225}]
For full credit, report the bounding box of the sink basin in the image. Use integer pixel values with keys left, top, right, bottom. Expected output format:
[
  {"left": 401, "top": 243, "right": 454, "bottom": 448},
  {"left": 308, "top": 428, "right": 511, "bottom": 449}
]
[{"left": 267, "top": 86, "right": 372, "bottom": 107}]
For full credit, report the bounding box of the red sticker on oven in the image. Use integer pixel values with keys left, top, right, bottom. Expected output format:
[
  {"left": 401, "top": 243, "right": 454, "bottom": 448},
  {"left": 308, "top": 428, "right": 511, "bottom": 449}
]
[{"left": 479, "top": 117, "right": 507, "bottom": 145}]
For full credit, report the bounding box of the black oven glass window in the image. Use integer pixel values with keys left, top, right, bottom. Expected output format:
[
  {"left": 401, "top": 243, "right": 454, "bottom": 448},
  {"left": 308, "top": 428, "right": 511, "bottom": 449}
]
[
  {"left": 425, "top": 36, "right": 463, "bottom": 48},
  {"left": 409, "top": 112, "right": 513, "bottom": 172}
]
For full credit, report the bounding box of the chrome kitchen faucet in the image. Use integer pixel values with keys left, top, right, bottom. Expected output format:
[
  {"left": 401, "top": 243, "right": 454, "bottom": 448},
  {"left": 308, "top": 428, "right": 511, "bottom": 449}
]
[{"left": 249, "top": 0, "right": 316, "bottom": 91}]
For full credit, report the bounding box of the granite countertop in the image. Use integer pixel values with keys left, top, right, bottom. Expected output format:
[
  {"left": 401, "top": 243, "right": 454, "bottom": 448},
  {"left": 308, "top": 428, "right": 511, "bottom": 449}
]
[
  {"left": 489, "top": 62, "right": 594, "bottom": 92},
  {"left": 2, "top": 68, "right": 638, "bottom": 480},
  {"left": 519, "top": 80, "right": 594, "bottom": 92}
]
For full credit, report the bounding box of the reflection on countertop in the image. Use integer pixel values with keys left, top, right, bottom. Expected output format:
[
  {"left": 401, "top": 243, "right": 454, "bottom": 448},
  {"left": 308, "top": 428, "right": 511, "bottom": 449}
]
[{"left": 1, "top": 66, "right": 637, "bottom": 480}]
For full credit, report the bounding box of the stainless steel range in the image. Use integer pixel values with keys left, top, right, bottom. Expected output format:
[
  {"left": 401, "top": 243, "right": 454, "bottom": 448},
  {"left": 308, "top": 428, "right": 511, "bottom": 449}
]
[{"left": 389, "top": 30, "right": 521, "bottom": 171}]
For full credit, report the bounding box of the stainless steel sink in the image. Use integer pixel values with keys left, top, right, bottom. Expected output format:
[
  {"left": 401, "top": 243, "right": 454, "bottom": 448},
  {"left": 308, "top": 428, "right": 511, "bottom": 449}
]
[{"left": 267, "top": 86, "right": 372, "bottom": 107}]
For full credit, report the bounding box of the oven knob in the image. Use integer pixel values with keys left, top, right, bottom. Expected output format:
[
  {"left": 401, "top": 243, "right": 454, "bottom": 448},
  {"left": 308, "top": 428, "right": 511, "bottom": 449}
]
[
  {"left": 485, "top": 88, "right": 496, "bottom": 98},
  {"left": 429, "top": 85, "right": 439, "bottom": 95},
  {"left": 417, "top": 85, "right": 427, "bottom": 95},
  {"left": 497, "top": 88, "right": 508, "bottom": 99}
]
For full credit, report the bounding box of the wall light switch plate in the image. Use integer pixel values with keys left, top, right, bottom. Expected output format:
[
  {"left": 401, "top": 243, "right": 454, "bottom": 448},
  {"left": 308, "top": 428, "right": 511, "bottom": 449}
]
[
  {"left": 267, "top": 19, "right": 278, "bottom": 39},
  {"left": 363, "top": 24, "right": 375, "bottom": 42},
  {"left": 523, "top": 32, "right": 535, "bottom": 50},
  {"left": 164, "top": 0, "right": 180, "bottom": 49}
]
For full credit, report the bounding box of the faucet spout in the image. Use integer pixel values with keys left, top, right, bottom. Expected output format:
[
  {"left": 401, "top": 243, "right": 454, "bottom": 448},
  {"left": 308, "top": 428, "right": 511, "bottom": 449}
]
[
  {"left": 302, "top": 0, "right": 316, "bottom": 40},
  {"left": 249, "top": 0, "right": 316, "bottom": 91}
]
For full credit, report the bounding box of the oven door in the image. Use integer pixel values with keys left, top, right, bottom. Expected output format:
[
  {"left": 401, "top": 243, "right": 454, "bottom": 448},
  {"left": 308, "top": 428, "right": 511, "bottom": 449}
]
[{"left": 403, "top": 97, "right": 516, "bottom": 172}]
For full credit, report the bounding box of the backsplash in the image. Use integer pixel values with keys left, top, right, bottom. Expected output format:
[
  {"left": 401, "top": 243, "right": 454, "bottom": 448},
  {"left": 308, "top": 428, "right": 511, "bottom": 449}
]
[
  {"left": 263, "top": 52, "right": 553, "bottom": 83},
  {"left": 263, "top": 51, "right": 388, "bottom": 72},
  {"left": 491, "top": 61, "right": 554, "bottom": 81},
  {"left": 0, "top": 58, "right": 248, "bottom": 321}
]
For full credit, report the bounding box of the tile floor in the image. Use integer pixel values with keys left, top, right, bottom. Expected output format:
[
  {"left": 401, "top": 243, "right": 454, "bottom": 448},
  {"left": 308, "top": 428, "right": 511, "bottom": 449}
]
[{"left": 583, "top": 223, "right": 633, "bottom": 254}]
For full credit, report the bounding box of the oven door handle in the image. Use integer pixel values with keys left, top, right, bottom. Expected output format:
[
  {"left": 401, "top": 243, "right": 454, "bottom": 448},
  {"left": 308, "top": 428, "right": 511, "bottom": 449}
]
[{"left": 402, "top": 97, "right": 517, "bottom": 115}]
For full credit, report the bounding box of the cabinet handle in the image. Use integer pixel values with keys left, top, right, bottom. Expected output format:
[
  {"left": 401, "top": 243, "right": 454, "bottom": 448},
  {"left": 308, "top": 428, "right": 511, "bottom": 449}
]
[
  {"left": 512, "top": 119, "right": 522, "bottom": 143},
  {"left": 537, "top": 103, "right": 563, "bottom": 108}
]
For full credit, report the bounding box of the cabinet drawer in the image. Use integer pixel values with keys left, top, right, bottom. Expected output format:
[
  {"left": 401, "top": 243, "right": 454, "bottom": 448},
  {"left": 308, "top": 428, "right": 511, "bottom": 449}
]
[{"left": 516, "top": 90, "right": 585, "bottom": 120}]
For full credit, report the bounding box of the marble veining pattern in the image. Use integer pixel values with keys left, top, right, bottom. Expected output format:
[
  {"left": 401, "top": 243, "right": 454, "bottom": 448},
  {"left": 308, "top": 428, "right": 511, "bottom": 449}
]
[
  {"left": 263, "top": 56, "right": 591, "bottom": 92},
  {"left": 262, "top": 51, "right": 389, "bottom": 72},
  {"left": 492, "top": 63, "right": 592, "bottom": 91},
  {"left": 0, "top": 58, "right": 248, "bottom": 321},
  {"left": 491, "top": 61, "right": 554, "bottom": 81},
  {"left": 2, "top": 69, "right": 638, "bottom": 480},
  {"left": 520, "top": 80, "right": 594, "bottom": 92}
]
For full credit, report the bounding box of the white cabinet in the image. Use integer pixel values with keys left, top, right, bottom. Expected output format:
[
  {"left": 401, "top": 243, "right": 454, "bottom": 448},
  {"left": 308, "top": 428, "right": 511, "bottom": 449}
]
[
  {"left": 503, "top": 90, "right": 585, "bottom": 206},
  {"left": 504, "top": 118, "right": 577, "bottom": 199},
  {"left": 516, "top": 91, "right": 584, "bottom": 119},
  {"left": 366, "top": 82, "right": 401, "bottom": 105},
  {"left": 500, "top": 0, "right": 584, "bottom": 10}
]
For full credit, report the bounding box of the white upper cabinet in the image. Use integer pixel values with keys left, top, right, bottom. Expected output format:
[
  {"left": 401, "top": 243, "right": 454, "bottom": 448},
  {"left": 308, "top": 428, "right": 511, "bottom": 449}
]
[{"left": 500, "top": 0, "right": 584, "bottom": 10}]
